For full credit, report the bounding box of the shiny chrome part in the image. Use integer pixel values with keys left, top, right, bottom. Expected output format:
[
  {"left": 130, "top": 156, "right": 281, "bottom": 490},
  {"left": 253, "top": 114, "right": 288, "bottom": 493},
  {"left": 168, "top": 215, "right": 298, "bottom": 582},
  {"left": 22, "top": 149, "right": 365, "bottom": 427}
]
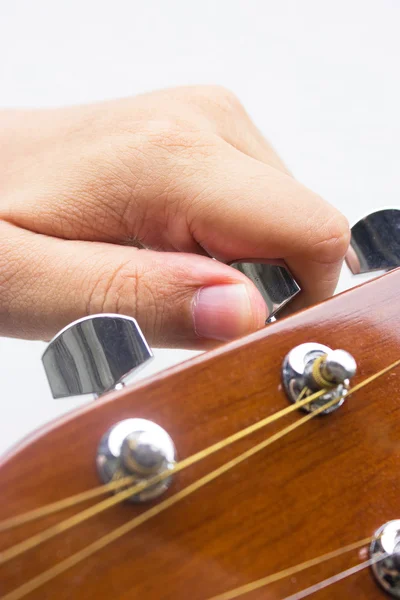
[
  {"left": 282, "top": 343, "right": 356, "bottom": 414},
  {"left": 346, "top": 208, "right": 400, "bottom": 275},
  {"left": 370, "top": 520, "right": 400, "bottom": 597},
  {"left": 97, "top": 418, "right": 176, "bottom": 503},
  {"left": 230, "top": 262, "right": 300, "bottom": 320},
  {"left": 42, "top": 314, "right": 153, "bottom": 399},
  {"left": 310, "top": 349, "right": 357, "bottom": 386}
]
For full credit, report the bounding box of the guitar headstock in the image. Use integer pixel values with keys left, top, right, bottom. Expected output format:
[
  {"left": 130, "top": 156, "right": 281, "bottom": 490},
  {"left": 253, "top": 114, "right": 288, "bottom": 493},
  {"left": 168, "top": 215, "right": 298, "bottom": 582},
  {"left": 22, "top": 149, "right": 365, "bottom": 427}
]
[{"left": 1, "top": 267, "right": 400, "bottom": 600}]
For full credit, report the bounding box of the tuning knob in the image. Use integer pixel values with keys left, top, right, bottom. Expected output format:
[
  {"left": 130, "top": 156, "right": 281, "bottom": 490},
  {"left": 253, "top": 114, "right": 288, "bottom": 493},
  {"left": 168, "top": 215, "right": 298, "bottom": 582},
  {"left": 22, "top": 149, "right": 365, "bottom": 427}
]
[
  {"left": 282, "top": 342, "right": 357, "bottom": 415},
  {"left": 346, "top": 208, "right": 400, "bottom": 275},
  {"left": 42, "top": 314, "right": 153, "bottom": 399},
  {"left": 230, "top": 262, "right": 300, "bottom": 321}
]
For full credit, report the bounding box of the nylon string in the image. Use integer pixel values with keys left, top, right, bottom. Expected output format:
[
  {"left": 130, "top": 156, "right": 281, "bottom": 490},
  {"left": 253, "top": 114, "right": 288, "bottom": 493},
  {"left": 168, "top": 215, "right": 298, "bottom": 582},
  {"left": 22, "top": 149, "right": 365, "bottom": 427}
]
[
  {"left": 281, "top": 552, "right": 388, "bottom": 600},
  {"left": 206, "top": 535, "right": 376, "bottom": 600}
]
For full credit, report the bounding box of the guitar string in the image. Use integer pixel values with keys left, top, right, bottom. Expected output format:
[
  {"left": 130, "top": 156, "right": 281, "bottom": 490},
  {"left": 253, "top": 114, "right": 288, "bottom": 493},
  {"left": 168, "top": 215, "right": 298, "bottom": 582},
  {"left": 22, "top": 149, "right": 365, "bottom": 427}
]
[
  {"left": 2, "top": 355, "right": 398, "bottom": 535},
  {"left": 0, "top": 386, "right": 328, "bottom": 536},
  {"left": 206, "top": 535, "right": 376, "bottom": 600},
  {"left": 0, "top": 476, "right": 136, "bottom": 533},
  {"left": 2, "top": 359, "right": 399, "bottom": 600},
  {"left": 2, "top": 394, "right": 344, "bottom": 600},
  {"left": 281, "top": 552, "right": 388, "bottom": 600},
  {"left": 1, "top": 358, "right": 399, "bottom": 567}
]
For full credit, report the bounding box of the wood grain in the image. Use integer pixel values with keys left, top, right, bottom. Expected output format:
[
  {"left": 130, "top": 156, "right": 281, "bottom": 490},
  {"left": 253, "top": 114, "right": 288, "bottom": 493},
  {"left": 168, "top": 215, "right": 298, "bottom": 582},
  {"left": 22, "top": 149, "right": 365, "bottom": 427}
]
[{"left": 1, "top": 269, "right": 400, "bottom": 599}]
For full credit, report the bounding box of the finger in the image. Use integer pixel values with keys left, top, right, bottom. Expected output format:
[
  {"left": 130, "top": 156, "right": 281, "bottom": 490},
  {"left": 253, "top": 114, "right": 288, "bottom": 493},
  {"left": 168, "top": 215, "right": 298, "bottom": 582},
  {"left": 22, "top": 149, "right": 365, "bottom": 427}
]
[
  {"left": 0, "top": 222, "right": 267, "bottom": 346},
  {"left": 186, "top": 140, "right": 350, "bottom": 307}
]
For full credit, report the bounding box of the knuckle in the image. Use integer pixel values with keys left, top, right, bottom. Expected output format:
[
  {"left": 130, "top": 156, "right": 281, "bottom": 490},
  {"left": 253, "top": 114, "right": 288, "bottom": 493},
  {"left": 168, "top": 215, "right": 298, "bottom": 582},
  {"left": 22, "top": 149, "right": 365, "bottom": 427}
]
[
  {"left": 208, "top": 85, "right": 242, "bottom": 108},
  {"left": 312, "top": 209, "right": 350, "bottom": 264},
  {"left": 191, "top": 85, "right": 244, "bottom": 116},
  {"left": 87, "top": 257, "right": 140, "bottom": 317},
  {"left": 144, "top": 118, "right": 217, "bottom": 159},
  {"left": 86, "top": 254, "right": 159, "bottom": 341}
]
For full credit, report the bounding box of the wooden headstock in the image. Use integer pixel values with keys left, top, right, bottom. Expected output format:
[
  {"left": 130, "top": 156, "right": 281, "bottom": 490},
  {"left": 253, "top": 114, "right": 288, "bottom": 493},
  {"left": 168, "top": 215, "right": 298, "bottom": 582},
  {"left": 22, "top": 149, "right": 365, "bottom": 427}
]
[{"left": 1, "top": 268, "right": 400, "bottom": 599}]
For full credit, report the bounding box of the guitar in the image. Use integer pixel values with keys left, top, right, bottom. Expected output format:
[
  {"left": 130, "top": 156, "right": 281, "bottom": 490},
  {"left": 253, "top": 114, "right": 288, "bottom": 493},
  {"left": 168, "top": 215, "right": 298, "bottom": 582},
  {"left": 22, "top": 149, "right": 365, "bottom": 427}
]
[{"left": 1, "top": 209, "right": 400, "bottom": 600}]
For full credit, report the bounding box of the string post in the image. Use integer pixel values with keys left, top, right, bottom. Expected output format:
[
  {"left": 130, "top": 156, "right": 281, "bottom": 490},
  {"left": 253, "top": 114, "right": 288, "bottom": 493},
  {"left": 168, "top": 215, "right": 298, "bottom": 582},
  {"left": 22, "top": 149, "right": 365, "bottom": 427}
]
[
  {"left": 370, "top": 520, "right": 400, "bottom": 597},
  {"left": 282, "top": 343, "right": 357, "bottom": 415},
  {"left": 96, "top": 418, "right": 177, "bottom": 503},
  {"left": 307, "top": 349, "right": 357, "bottom": 391}
]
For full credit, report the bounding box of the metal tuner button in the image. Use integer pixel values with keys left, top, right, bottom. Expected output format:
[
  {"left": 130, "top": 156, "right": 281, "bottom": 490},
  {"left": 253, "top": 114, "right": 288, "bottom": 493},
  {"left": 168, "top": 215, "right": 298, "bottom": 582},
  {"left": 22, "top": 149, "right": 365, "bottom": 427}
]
[
  {"left": 346, "top": 208, "right": 400, "bottom": 275},
  {"left": 42, "top": 314, "right": 153, "bottom": 399},
  {"left": 230, "top": 261, "right": 300, "bottom": 322}
]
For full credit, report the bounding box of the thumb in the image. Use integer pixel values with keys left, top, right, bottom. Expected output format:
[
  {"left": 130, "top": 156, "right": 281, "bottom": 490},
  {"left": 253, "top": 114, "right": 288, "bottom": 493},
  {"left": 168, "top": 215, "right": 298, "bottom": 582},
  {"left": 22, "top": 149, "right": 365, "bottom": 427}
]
[{"left": 0, "top": 223, "right": 267, "bottom": 346}]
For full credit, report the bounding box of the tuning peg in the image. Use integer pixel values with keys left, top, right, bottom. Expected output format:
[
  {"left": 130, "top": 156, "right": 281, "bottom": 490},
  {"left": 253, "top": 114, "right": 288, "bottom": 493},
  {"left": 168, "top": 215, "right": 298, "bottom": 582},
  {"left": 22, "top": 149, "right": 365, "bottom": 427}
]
[
  {"left": 230, "top": 262, "right": 300, "bottom": 321},
  {"left": 346, "top": 208, "right": 400, "bottom": 275},
  {"left": 282, "top": 342, "right": 357, "bottom": 415},
  {"left": 42, "top": 314, "right": 153, "bottom": 399}
]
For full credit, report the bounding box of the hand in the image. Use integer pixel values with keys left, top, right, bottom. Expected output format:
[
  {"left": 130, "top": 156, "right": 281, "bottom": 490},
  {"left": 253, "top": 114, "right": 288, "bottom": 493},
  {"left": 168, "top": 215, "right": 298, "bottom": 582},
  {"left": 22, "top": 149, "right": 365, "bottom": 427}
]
[{"left": 0, "top": 86, "right": 349, "bottom": 347}]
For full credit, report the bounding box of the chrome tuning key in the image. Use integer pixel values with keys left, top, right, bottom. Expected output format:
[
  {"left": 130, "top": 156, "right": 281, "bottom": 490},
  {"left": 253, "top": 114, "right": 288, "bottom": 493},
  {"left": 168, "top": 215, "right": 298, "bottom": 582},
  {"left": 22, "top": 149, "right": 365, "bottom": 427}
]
[
  {"left": 346, "top": 208, "right": 400, "bottom": 275},
  {"left": 230, "top": 262, "right": 300, "bottom": 321},
  {"left": 282, "top": 343, "right": 357, "bottom": 414},
  {"left": 42, "top": 314, "right": 153, "bottom": 399}
]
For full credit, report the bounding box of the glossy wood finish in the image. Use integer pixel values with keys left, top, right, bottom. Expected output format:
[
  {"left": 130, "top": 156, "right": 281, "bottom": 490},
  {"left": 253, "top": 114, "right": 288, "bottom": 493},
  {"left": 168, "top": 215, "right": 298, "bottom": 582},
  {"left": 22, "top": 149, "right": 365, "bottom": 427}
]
[{"left": 2, "top": 270, "right": 400, "bottom": 600}]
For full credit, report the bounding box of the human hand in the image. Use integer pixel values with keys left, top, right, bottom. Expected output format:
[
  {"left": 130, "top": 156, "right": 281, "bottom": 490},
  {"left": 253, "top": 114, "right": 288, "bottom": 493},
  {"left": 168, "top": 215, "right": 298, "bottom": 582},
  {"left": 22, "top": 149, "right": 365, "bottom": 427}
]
[{"left": 0, "top": 86, "right": 349, "bottom": 347}]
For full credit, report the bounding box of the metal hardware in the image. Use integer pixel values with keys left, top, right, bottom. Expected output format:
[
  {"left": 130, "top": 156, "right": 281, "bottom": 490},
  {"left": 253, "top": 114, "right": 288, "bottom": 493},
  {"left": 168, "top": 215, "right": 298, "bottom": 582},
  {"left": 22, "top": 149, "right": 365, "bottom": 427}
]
[
  {"left": 370, "top": 520, "right": 400, "bottom": 597},
  {"left": 282, "top": 343, "right": 357, "bottom": 414},
  {"left": 42, "top": 314, "right": 153, "bottom": 399},
  {"left": 346, "top": 208, "right": 400, "bottom": 275},
  {"left": 230, "top": 262, "right": 300, "bottom": 320},
  {"left": 97, "top": 418, "right": 176, "bottom": 503}
]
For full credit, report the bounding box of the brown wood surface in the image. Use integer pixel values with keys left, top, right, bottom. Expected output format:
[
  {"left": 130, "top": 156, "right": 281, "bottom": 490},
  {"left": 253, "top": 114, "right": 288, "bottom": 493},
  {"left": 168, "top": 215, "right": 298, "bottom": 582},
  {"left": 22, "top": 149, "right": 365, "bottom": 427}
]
[{"left": 1, "top": 269, "right": 400, "bottom": 599}]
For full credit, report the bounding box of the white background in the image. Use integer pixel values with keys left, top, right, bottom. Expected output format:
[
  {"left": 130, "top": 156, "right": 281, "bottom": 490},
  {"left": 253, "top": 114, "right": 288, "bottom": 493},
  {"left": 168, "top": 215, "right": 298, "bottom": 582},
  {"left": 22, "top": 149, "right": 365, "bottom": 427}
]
[{"left": 0, "top": 0, "right": 399, "bottom": 456}]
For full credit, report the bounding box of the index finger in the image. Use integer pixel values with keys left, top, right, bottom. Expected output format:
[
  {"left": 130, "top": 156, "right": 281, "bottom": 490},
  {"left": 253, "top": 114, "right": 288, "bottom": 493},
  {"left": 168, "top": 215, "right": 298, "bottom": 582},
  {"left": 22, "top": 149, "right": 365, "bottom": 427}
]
[{"left": 186, "top": 140, "right": 350, "bottom": 309}]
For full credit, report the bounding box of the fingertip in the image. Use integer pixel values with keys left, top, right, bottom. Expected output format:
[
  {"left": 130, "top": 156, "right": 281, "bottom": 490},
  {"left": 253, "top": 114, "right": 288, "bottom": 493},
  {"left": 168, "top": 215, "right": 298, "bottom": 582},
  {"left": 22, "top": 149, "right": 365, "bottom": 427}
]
[
  {"left": 245, "top": 280, "right": 269, "bottom": 329},
  {"left": 192, "top": 282, "right": 267, "bottom": 342}
]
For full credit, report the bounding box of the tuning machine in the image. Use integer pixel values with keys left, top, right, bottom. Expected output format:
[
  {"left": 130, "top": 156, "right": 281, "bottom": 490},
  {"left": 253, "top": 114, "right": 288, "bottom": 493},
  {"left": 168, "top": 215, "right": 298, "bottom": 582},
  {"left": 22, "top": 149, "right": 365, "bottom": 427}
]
[
  {"left": 42, "top": 314, "right": 153, "bottom": 399},
  {"left": 370, "top": 520, "right": 400, "bottom": 597},
  {"left": 346, "top": 208, "right": 400, "bottom": 276},
  {"left": 230, "top": 261, "right": 300, "bottom": 322},
  {"left": 42, "top": 315, "right": 178, "bottom": 503},
  {"left": 282, "top": 343, "right": 357, "bottom": 414}
]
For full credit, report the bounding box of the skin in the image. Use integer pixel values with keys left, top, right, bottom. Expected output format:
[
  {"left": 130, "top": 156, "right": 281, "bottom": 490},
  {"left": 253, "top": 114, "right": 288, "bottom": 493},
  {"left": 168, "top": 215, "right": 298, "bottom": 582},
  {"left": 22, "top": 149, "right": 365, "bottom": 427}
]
[{"left": 0, "top": 86, "right": 350, "bottom": 348}]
